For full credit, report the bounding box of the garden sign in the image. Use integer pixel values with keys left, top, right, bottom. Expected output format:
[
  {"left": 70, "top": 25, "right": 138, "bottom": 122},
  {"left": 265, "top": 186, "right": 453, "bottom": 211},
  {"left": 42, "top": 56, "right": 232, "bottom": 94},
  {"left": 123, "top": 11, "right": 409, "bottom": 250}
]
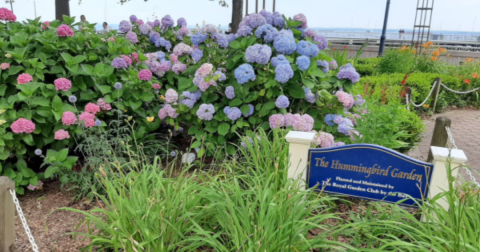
[{"left": 308, "top": 144, "right": 434, "bottom": 206}]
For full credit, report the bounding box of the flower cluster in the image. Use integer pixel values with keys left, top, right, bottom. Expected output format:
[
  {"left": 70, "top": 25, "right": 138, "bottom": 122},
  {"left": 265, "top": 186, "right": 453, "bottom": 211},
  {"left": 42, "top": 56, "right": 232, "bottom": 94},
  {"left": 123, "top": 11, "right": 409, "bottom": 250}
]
[
  {"left": 17, "top": 73, "right": 33, "bottom": 84},
  {"left": 85, "top": 103, "right": 100, "bottom": 114},
  {"left": 296, "top": 56, "right": 310, "bottom": 71},
  {"left": 54, "top": 129, "right": 70, "bottom": 140},
  {"left": 173, "top": 43, "right": 193, "bottom": 56},
  {"left": 271, "top": 55, "right": 289, "bottom": 67},
  {"left": 296, "top": 41, "right": 319, "bottom": 58},
  {"left": 269, "top": 113, "right": 314, "bottom": 132},
  {"left": 119, "top": 20, "right": 132, "bottom": 33},
  {"left": 224, "top": 107, "right": 242, "bottom": 121},
  {"left": 180, "top": 90, "right": 202, "bottom": 109},
  {"left": 234, "top": 64, "right": 256, "bottom": 84},
  {"left": 111, "top": 58, "right": 128, "bottom": 69},
  {"left": 275, "top": 95, "right": 290, "bottom": 109},
  {"left": 337, "top": 63, "right": 360, "bottom": 84},
  {"left": 303, "top": 87, "right": 316, "bottom": 103},
  {"left": 335, "top": 91, "right": 355, "bottom": 109},
  {"left": 57, "top": 25, "right": 74, "bottom": 37},
  {"left": 245, "top": 44, "right": 272, "bottom": 65},
  {"left": 293, "top": 13, "right": 308, "bottom": 28},
  {"left": 275, "top": 64, "right": 294, "bottom": 84},
  {"left": 138, "top": 69, "right": 153, "bottom": 81},
  {"left": 196, "top": 104, "right": 215, "bottom": 121},
  {"left": 255, "top": 24, "right": 278, "bottom": 43},
  {"left": 165, "top": 89, "right": 179, "bottom": 104},
  {"left": 126, "top": 31, "right": 139, "bottom": 43},
  {"left": 161, "top": 15, "right": 175, "bottom": 29},
  {"left": 0, "top": 63, "right": 10, "bottom": 70},
  {"left": 10, "top": 118, "right": 35, "bottom": 134},
  {"left": 54, "top": 78, "right": 72, "bottom": 91},
  {"left": 273, "top": 30, "right": 296, "bottom": 55},
  {"left": 0, "top": 8, "right": 16, "bottom": 22},
  {"left": 62, "top": 111, "right": 77, "bottom": 126},
  {"left": 158, "top": 104, "right": 178, "bottom": 119},
  {"left": 97, "top": 98, "right": 112, "bottom": 111},
  {"left": 317, "top": 60, "right": 329, "bottom": 74},
  {"left": 225, "top": 86, "right": 235, "bottom": 99}
]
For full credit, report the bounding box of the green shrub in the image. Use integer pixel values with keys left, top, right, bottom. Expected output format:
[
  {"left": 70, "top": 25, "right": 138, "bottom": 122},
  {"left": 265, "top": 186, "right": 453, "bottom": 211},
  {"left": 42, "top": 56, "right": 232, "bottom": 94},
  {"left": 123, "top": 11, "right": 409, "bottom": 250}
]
[
  {"left": 377, "top": 49, "right": 415, "bottom": 74},
  {"left": 355, "top": 57, "right": 380, "bottom": 76}
]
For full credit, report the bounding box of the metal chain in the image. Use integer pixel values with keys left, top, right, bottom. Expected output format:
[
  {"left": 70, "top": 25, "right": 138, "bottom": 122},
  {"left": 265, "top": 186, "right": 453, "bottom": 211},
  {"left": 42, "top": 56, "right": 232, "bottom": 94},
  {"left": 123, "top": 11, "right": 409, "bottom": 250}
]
[
  {"left": 8, "top": 189, "right": 40, "bottom": 252},
  {"left": 440, "top": 83, "right": 480, "bottom": 94},
  {"left": 445, "top": 126, "right": 458, "bottom": 149},
  {"left": 407, "top": 81, "right": 438, "bottom": 107},
  {"left": 464, "top": 167, "right": 480, "bottom": 187}
]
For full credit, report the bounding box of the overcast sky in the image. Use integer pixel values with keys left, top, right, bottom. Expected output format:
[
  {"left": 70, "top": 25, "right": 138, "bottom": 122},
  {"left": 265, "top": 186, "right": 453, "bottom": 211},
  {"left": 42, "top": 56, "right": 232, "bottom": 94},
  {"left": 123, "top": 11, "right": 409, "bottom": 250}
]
[{"left": 1, "top": 0, "right": 479, "bottom": 31}]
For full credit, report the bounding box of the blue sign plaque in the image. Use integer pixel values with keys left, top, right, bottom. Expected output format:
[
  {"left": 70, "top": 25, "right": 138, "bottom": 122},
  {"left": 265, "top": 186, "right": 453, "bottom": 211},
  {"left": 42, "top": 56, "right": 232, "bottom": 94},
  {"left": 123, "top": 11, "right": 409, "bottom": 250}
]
[{"left": 308, "top": 144, "right": 433, "bottom": 206}]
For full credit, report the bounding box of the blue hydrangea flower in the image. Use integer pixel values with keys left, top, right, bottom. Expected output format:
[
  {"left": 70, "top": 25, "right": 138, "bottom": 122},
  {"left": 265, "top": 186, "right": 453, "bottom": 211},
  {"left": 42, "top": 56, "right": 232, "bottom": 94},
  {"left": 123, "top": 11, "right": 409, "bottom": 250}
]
[
  {"left": 216, "top": 34, "right": 230, "bottom": 48},
  {"left": 157, "top": 51, "right": 166, "bottom": 60},
  {"left": 273, "top": 34, "right": 296, "bottom": 55},
  {"left": 214, "top": 70, "right": 226, "bottom": 82},
  {"left": 234, "top": 64, "right": 256, "bottom": 84},
  {"left": 272, "top": 11, "right": 285, "bottom": 28},
  {"left": 227, "top": 33, "right": 237, "bottom": 42},
  {"left": 275, "top": 95, "right": 290, "bottom": 108},
  {"left": 246, "top": 13, "right": 267, "bottom": 28},
  {"left": 260, "top": 9, "right": 274, "bottom": 25},
  {"left": 354, "top": 94, "right": 365, "bottom": 106},
  {"left": 317, "top": 60, "right": 329, "bottom": 74},
  {"left": 192, "top": 33, "right": 208, "bottom": 46},
  {"left": 303, "top": 87, "right": 316, "bottom": 103},
  {"left": 324, "top": 114, "right": 339, "bottom": 126},
  {"left": 95, "top": 119, "right": 102, "bottom": 126},
  {"left": 296, "top": 56, "right": 310, "bottom": 71},
  {"left": 177, "top": 17, "right": 187, "bottom": 27},
  {"left": 129, "top": 15, "right": 137, "bottom": 23},
  {"left": 243, "top": 104, "right": 255, "bottom": 117},
  {"left": 337, "top": 63, "right": 361, "bottom": 84},
  {"left": 170, "top": 151, "right": 176, "bottom": 157},
  {"left": 255, "top": 24, "right": 278, "bottom": 43},
  {"left": 227, "top": 107, "right": 242, "bottom": 121},
  {"left": 236, "top": 25, "right": 253, "bottom": 37},
  {"left": 153, "top": 19, "right": 161, "bottom": 27},
  {"left": 296, "top": 40, "right": 320, "bottom": 58},
  {"left": 139, "top": 24, "right": 151, "bottom": 35},
  {"left": 225, "top": 86, "right": 235, "bottom": 99},
  {"left": 245, "top": 44, "right": 272, "bottom": 65},
  {"left": 114, "top": 82, "right": 123, "bottom": 90},
  {"left": 275, "top": 64, "right": 294, "bottom": 84},
  {"left": 155, "top": 37, "right": 172, "bottom": 50},
  {"left": 223, "top": 106, "right": 231, "bottom": 114},
  {"left": 337, "top": 118, "right": 354, "bottom": 135},
  {"left": 34, "top": 149, "right": 42, "bottom": 156},
  {"left": 119, "top": 20, "right": 132, "bottom": 33},
  {"left": 197, "top": 104, "right": 215, "bottom": 121},
  {"left": 180, "top": 99, "right": 196, "bottom": 109},
  {"left": 161, "top": 15, "right": 174, "bottom": 28},
  {"left": 68, "top": 95, "right": 77, "bottom": 103},
  {"left": 271, "top": 55, "right": 289, "bottom": 67},
  {"left": 314, "top": 35, "right": 328, "bottom": 50},
  {"left": 191, "top": 49, "right": 203, "bottom": 63},
  {"left": 150, "top": 32, "right": 160, "bottom": 44}
]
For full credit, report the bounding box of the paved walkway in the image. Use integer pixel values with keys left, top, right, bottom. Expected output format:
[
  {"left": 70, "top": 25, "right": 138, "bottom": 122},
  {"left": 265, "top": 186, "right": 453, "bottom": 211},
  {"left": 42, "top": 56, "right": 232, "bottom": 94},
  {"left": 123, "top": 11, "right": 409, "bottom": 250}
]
[{"left": 408, "top": 110, "right": 480, "bottom": 184}]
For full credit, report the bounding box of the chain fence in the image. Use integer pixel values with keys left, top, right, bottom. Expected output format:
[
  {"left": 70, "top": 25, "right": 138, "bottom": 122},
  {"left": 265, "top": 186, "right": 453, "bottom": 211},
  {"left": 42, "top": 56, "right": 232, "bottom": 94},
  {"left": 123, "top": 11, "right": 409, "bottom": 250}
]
[{"left": 8, "top": 188, "right": 40, "bottom": 252}]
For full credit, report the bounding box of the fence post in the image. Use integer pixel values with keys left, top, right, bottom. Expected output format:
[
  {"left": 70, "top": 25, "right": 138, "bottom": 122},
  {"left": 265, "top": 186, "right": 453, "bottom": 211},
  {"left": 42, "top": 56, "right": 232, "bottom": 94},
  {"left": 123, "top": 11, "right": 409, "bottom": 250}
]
[
  {"left": 0, "top": 177, "right": 15, "bottom": 252},
  {"left": 430, "top": 77, "right": 442, "bottom": 112},
  {"left": 427, "top": 116, "right": 451, "bottom": 162},
  {"left": 285, "top": 131, "right": 316, "bottom": 190},
  {"left": 402, "top": 87, "right": 412, "bottom": 105}
]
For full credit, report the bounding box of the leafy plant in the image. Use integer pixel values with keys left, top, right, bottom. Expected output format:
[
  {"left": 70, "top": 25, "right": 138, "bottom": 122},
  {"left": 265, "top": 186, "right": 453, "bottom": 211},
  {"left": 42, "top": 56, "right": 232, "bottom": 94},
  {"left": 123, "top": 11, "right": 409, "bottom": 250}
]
[{"left": 378, "top": 48, "right": 415, "bottom": 74}]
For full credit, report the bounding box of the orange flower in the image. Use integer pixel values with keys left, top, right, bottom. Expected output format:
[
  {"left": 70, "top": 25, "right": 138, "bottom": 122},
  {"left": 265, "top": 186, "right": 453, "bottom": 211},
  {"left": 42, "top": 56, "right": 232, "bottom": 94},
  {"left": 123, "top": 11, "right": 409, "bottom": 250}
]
[
  {"left": 432, "top": 50, "right": 440, "bottom": 57},
  {"left": 422, "top": 43, "right": 428, "bottom": 48},
  {"left": 423, "top": 104, "right": 430, "bottom": 108},
  {"left": 473, "top": 73, "right": 479, "bottom": 79},
  {"left": 431, "top": 57, "right": 437, "bottom": 61},
  {"left": 439, "top": 48, "right": 446, "bottom": 53},
  {"left": 412, "top": 50, "right": 417, "bottom": 54},
  {"left": 160, "top": 95, "right": 165, "bottom": 100},
  {"left": 464, "top": 79, "right": 471, "bottom": 84},
  {"left": 466, "top": 58, "right": 473, "bottom": 62},
  {"left": 427, "top": 41, "right": 433, "bottom": 46}
]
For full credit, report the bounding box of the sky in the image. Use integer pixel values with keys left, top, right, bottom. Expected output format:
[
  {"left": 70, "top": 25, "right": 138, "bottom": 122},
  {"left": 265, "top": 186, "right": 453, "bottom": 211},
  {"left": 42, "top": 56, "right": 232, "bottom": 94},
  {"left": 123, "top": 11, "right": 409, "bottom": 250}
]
[{"left": 1, "top": 0, "right": 479, "bottom": 32}]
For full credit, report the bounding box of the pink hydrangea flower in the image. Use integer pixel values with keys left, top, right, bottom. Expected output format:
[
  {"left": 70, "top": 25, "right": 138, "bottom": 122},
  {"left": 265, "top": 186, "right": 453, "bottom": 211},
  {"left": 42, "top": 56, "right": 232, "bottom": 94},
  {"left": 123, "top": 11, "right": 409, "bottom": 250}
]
[
  {"left": 0, "top": 8, "right": 16, "bottom": 22},
  {"left": 333, "top": 116, "right": 343, "bottom": 125},
  {"left": 97, "top": 98, "right": 112, "bottom": 111},
  {"left": 0, "top": 63, "right": 10, "bottom": 70},
  {"left": 165, "top": 89, "right": 178, "bottom": 103},
  {"left": 137, "top": 19, "right": 144, "bottom": 25},
  {"left": 101, "top": 38, "right": 106, "bottom": 42},
  {"left": 57, "top": 24, "right": 74, "bottom": 37},
  {"left": 152, "top": 83, "right": 161, "bottom": 90},
  {"left": 54, "top": 129, "right": 70, "bottom": 140},
  {"left": 195, "top": 63, "right": 213, "bottom": 77},
  {"left": 293, "top": 13, "right": 308, "bottom": 28},
  {"left": 42, "top": 21, "right": 50, "bottom": 30},
  {"left": 10, "top": 118, "right": 35, "bottom": 134},
  {"left": 85, "top": 103, "right": 100, "bottom": 115},
  {"left": 335, "top": 91, "right": 355, "bottom": 109},
  {"left": 284, "top": 113, "right": 301, "bottom": 127},
  {"left": 292, "top": 114, "right": 314, "bottom": 132},
  {"left": 198, "top": 80, "right": 217, "bottom": 92},
  {"left": 27, "top": 181, "right": 43, "bottom": 191},
  {"left": 17, "top": 73, "right": 33, "bottom": 84},
  {"left": 170, "top": 54, "right": 179, "bottom": 63},
  {"left": 79, "top": 112, "right": 95, "bottom": 128},
  {"left": 158, "top": 104, "right": 178, "bottom": 119},
  {"left": 269, "top": 114, "right": 285, "bottom": 129},
  {"left": 131, "top": 53, "right": 139, "bottom": 63},
  {"left": 349, "top": 130, "right": 362, "bottom": 141},
  {"left": 54, "top": 78, "right": 72, "bottom": 91},
  {"left": 120, "top": 55, "right": 133, "bottom": 65},
  {"left": 108, "top": 37, "right": 115, "bottom": 42},
  {"left": 317, "top": 132, "right": 335, "bottom": 148},
  {"left": 62, "top": 111, "right": 77, "bottom": 126},
  {"left": 138, "top": 69, "right": 152, "bottom": 81}
]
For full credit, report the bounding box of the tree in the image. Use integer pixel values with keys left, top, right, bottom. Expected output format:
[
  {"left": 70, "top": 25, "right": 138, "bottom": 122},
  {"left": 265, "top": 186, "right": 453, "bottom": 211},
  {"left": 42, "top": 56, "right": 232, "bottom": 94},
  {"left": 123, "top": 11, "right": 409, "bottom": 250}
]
[
  {"left": 55, "top": 0, "right": 70, "bottom": 21},
  {"left": 230, "top": 0, "right": 243, "bottom": 33}
]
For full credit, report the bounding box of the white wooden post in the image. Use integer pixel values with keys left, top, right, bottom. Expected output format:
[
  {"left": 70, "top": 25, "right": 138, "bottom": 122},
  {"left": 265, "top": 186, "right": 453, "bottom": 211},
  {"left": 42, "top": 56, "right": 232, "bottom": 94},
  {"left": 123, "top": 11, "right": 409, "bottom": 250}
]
[
  {"left": 422, "top": 146, "right": 467, "bottom": 221},
  {"left": 285, "top": 131, "right": 316, "bottom": 190}
]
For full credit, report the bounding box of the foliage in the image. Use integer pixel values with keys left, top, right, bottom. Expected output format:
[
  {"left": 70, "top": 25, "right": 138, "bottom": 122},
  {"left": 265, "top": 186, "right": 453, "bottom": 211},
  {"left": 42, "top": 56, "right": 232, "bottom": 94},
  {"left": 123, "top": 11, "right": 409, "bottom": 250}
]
[
  {"left": 330, "top": 43, "right": 367, "bottom": 68},
  {"left": 377, "top": 48, "right": 416, "bottom": 74},
  {"left": 414, "top": 43, "right": 448, "bottom": 74},
  {"left": 355, "top": 58, "right": 380, "bottom": 76}
]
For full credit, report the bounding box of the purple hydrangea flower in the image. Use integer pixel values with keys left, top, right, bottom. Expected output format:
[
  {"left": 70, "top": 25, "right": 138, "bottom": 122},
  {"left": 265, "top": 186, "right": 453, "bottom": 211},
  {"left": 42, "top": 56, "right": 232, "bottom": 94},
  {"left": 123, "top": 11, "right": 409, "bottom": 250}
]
[
  {"left": 271, "top": 55, "right": 289, "bottom": 67},
  {"left": 139, "top": 24, "right": 152, "bottom": 35},
  {"left": 192, "top": 33, "right": 208, "bottom": 46},
  {"left": 227, "top": 107, "right": 242, "bottom": 121},
  {"left": 296, "top": 56, "right": 310, "bottom": 71},
  {"left": 314, "top": 35, "right": 328, "bottom": 50},
  {"left": 303, "top": 87, "right": 316, "bottom": 103},
  {"left": 172, "top": 62, "right": 187, "bottom": 74},
  {"left": 154, "top": 19, "right": 161, "bottom": 27},
  {"left": 197, "top": 104, "right": 215, "bottom": 121},
  {"left": 243, "top": 104, "right": 254, "bottom": 117},
  {"left": 223, "top": 106, "right": 231, "bottom": 114},
  {"left": 147, "top": 21, "right": 154, "bottom": 28},
  {"left": 215, "top": 33, "right": 230, "bottom": 48},
  {"left": 234, "top": 64, "right": 256, "bottom": 84},
  {"left": 173, "top": 43, "right": 193, "bottom": 56},
  {"left": 317, "top": 60, "right": 330, "bottom": 73},
  {"left": 274, "top": 33, "right": 296, "bottom": 55},
  {"left": 161, "top": 15, "right": 174, "bottom": 28},
  {"left": 260, "top": 9, "right": 274, "bottom": 25},
  {"left": 275, "top": 95, "right": 290, "bottom": 108},
  {"left": 269, "top": 114, "right": 285, "bottom": 129},
  {"left": 155, "top": 37, "right": 172, "bottom": 50},
  {"left": 202, "top": 24, "right": 217, "bottom": 34},
  {"left": 225, "top": 86, "right": 235, "bottom": 99},
  {"left": 293, "top": 13, "right": 308, "bottom": 28},
  {"left": 272, "top": 11, "right": 284, "bottom": 28},
  {"left": 227, "top": 33, "right": 236, "bottom": 42},
  {"left": 354, "top": 94, "right": 366, "bottom": 106},
  {"left": 236, "top": 25, "right": 252, "bottom": 37},
  {"left": 191, "top": 49, "right": 203, "bottom": 63},
  {"left": 148, "top": 61, "right": 162, "bottom": 72},
  {"left": 129, "top": 15, "right": 137, "bottom": 23},
  {"left": 334, "top": 115, "right": 344, "bottom": 125},
  {"left": 305, "top": 29, "right": 317, "bottom": 38},
  {"left": 337, "top": 64, "right": 360, "bottom": 84},
  {"left": 111, "top": 57, "right": 128, "bottom": 69},
  {"left": 329, "top": 60, "right": 338, "bottom": 70},
  {"left": 126, "top": 31, "right": 139, "bottom": 43},
  {"left": 275, "top": 64, "right": 294, "bottom": 84},
  {"left": 245, "top": 44, "right": 272, "bottom": 65},
  {"left": 255, "top": 24, "right": 278, "bottom": 43},
  {"left": 324, "top": 114, "right": 339, "bottom": 126},
  {"left": 338, "top": 119, "right": 354, "bottom": 135},
  {"left": 159, "top": 61, "right": 172, "bottom": 72},
  {"left": 296, "top": 40, "right": 320, "bottom": 58},
  {"left": 214, "top": 70, "right": 226, "bottom": 82},
  {"left": 246, "top": 13, "right": 267, "bottom": 28},
  {"left": 177, "top": 17, "right": 187, "bottom": 27},
  {"left": 157, "top": 51, "right": 166, "bottom": 60},
  {"left": 333, "top": 142, "right": 346, "bottom": 147},
  {"left": 119, "top": 20, "right": 132, "bottom": 33},
  {"left": 95, "top": 119, "right": 102, "bottom": 126}
]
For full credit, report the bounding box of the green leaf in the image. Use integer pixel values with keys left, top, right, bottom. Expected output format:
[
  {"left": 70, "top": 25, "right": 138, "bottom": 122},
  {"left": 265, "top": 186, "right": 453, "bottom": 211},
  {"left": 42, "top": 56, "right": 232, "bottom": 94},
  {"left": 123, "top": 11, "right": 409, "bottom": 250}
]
[
  {"left": 61, "top": 53, "right": 74, "bottom": 63},
  {"left": 190, "top": 141, "right": 202, "bottom": 149},
  {"left": 286, "top": 83, "right": 305, "bottom": 99},
  {"left": 44, "top": 166, "right": 59, "bottom": 178},
  {"left": 80, "top": 90, "right": 96, "bottom": 101},
  {"left": 260, "top": 101, "right": 276, "bottom": 116},
  {"left": 318, "top": 81, "right": 333, "bottom": 89},
  {"left": 81, "top": 64, "right": 94, "bottom": 75},
  {"left": 311, "top": 68, "right": 327, "bottom": 78},
  {"left": 205, "top": 124, "right": 217, "bottom": 133},
  {"left": 304, "top": 79, "right": 316, "bottom": 89},
  {"left": 188, "top": 126, "right": 198, "bottom": 135},
  {"left": 63, "top": 156, "right": 78, "bottom": 169},
  {"left": 22, "top": 134, "right": 35, "bottom": 146},
  {"left": 218, "top": 123, "right": 230, "bottom": 136},
  {"left": 56, "top": 148, "right": 69, "bottom": 162},
  {"left": 178, "top": 77, "right": 190, "bottom": 91},
  {"left": 17, "top": 82, "right": 41, "bottom": 96},
  {"left": 72, "top": 55, "right": 86, "bottom": 65},
  {"left": 50, "top": 66, "right": 66, "bottom": 75},
  {"left": 51, "top": 95, "right": 63, "bottom": 111},
  {"left": 265, "top": 80, "right": 278, "bottom": 88},
  {"left": 230, "top": 40, "right": 241, "bottom": 49},
  {"left": 30, "top": 96, "right": 50, "bottom": 107},
  {"left": 0, "top": 85, "right": 6, "bottom": 96},
  {"left": 99, "top": 85, "right": 112, "bottom": 95},
  {"left": 129, "top": 100, "right": 142, "bottom": 110},
  {"left": 229, "top": 99, "right": 243, "bottom": 107},
  {"left": 8, "top": 65, "right": 25, "bottom": 76},
  {"left": 140, "top": 92, "right": 154, "bottom": 102}
]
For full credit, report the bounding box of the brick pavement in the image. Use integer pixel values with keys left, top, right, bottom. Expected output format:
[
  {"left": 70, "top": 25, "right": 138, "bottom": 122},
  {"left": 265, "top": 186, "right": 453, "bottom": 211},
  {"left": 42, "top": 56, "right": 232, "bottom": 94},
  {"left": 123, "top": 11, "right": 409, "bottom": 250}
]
[{"left": 408, "top": 110, "right": 480, "bottom": 184}]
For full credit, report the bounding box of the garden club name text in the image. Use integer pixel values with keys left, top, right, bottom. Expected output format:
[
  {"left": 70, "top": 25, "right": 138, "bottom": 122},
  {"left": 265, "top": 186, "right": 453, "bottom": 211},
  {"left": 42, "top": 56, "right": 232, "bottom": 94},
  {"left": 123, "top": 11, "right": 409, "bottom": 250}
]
[{"left": 314, "top": 157, "right": 424, "bottom": 182}]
